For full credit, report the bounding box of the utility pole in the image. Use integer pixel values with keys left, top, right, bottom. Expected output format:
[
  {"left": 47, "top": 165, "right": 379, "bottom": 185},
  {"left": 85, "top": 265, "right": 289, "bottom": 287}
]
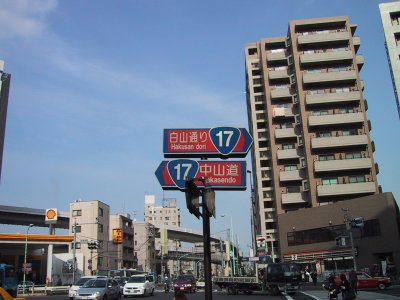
[
  {"left": 72, "top": 220, "right": 77, "bottom": 283},
  {"left": 342, "top": 208, "right": 357, "bottom": 271}
]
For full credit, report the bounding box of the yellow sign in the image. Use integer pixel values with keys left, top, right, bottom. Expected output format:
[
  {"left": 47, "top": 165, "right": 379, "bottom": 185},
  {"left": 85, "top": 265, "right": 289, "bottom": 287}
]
[
  {"left": 113, "top": 228, "right": 123, "bottom": 244},
  {"left": 45, "top": 208, "right": 58, "bottom": 224}
]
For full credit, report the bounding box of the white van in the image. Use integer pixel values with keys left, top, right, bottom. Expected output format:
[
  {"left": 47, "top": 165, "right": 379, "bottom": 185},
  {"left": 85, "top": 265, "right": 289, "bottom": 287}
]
[
  {"left": 68, "top": 276, "right": 106, "bottom": 299},
  {"left": 123, "top": 274, "right": 155, "bottom": 297}
]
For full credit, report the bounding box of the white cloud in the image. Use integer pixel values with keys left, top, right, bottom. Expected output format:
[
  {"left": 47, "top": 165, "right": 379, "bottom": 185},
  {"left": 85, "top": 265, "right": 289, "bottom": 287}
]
[{"left": 0, "top": 0, "right": 57, "bottom": 40}]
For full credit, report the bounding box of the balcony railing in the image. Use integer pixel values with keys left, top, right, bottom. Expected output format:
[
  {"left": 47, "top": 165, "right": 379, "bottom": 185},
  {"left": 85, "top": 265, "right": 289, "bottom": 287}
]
[
  {"left": 314, "top": 157, "right": 373, "bottom": 172},
  {"left": 317, "top": 182, "right": 376, "bottom": 197}
]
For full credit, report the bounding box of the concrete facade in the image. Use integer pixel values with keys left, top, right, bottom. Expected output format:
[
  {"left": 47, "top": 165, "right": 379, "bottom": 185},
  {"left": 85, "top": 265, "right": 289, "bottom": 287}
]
[
  {"left": 109, "top": 213, "right": 135, "bottom": 269},
  {"left": 245, "top": 16, "right": 379, "bottom": 262},
  {"left": 278, "top": 193, "right": 400, "bottom": 275},
  {"left": 379, "top": 1, "right": 400, "bottom": 117}
]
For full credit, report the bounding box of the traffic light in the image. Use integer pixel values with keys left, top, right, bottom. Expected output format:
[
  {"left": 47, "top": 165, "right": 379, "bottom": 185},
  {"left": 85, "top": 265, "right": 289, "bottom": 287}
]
[
  {"left": 88, "top": 240, "right": 99, "bottom": 250},
  {"left": 335, "top": 236, "right": 346, "bottom": 247},
  {"left": 185, "top": 179, "right": 202, "bottom": 219},
  {"left": 203, "top": 187, "right": 215, "bottom": 218}
]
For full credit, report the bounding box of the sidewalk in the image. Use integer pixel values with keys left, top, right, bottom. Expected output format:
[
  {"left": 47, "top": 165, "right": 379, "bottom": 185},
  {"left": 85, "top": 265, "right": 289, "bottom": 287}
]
[{"left": 301, "top": 287, "right": 400, "bottom": 300}]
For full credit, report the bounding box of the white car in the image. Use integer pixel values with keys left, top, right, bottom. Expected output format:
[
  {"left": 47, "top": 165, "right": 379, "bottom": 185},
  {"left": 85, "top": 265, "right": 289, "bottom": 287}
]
[
  {"left": 68, "top": 276, "right": 106, "bottom": 300},
  {"left": 123, "top": 274, "right": 155, "bottom": 297}
]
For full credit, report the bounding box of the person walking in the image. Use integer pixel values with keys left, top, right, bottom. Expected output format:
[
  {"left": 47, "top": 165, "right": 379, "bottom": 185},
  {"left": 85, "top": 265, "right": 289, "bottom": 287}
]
[
  {"left": 348, "top": 269, "right": 358, "bottom": 294},
  {"left": 311, "top": 270, "right": 317, "bottom": 286},
  {"left": 323, "top": 274, "right": 340, "bottom": 299},
  {"left": 339, "top": 273, "right": 356, "bottom": 300}
]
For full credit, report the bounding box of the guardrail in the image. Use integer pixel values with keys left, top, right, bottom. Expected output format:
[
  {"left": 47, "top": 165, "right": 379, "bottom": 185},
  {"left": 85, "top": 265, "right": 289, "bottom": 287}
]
[{"left": 17, "top": 285, "right": 69, "bottom": 296}]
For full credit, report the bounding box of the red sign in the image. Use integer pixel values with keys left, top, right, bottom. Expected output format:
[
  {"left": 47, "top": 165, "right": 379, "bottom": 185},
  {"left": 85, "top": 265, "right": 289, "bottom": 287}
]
[
  {"left": 155, "top": 159, "right": 247, "bottom": 190},
  {"left": 163, "top": 127, "right": 253, "bottom": 158}
]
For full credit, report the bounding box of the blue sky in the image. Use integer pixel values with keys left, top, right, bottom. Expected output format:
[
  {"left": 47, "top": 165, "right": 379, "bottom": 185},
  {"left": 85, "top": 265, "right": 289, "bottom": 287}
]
[{"left": 0, "top": 0, "right": 399, "bottom": 254}]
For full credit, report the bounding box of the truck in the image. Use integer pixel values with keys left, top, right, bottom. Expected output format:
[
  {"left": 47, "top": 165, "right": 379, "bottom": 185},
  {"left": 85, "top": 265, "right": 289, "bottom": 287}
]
[
  {"left": 213, "top": 262, "right": 302, "bottom": 296},
  {"left": 0, "top": 263, "right": 17, "bottom": 297}
]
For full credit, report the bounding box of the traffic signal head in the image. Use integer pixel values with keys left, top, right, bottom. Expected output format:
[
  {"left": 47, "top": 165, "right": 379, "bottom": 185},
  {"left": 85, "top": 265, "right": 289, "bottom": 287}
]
[
  {"left": 351, "top": 217, "right": 364, "bottom": 228},
  {"left": 185, "top": 179, "right": 202, "bottom": 219},
  {"left": 203, "top": 187, "right": 216, "bottom": 218}
]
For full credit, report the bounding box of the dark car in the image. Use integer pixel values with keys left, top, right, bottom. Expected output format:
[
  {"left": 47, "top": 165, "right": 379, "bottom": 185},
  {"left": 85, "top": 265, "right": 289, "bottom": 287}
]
[{"left": 173, "top": 274, "right": 196, "bottom": 293}]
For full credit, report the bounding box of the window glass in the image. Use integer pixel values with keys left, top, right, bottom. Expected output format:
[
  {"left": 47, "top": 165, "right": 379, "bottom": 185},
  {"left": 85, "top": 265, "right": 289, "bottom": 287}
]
[
  {"left": 322, "top": 178, "right": 338, "bottom": 185},
  {"left": 287, "top": 186, "right": 300, "bottom": 193},
  {"left": 349, "top": 175, "right": 365, "bottom": 183},
  {"left": 320, "top": 154, "right": 335, "bottom": 161},
  {"left": 284, "top": 165, "right": 297, "bottom": 171},
  {"left": 345, "top": 152, "right": 362, "bottom": 159}
]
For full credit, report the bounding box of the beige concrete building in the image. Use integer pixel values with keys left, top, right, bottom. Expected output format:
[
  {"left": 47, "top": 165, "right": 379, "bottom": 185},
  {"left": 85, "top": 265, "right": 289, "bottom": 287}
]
[
  {"left": 109, "top": 213, "right": 135, "bottom": 269},
  {"left": 245, "top": 16, "right": 379, "bottom": 262},
  {"left": 69, "top": 200, "right": 110, "bottom": 275},
  {"left": 379, "top": 1, "right": 400, "bottom": 117},
  {"left": 133, "top": 221, "right": 156, "bottom": 272}
]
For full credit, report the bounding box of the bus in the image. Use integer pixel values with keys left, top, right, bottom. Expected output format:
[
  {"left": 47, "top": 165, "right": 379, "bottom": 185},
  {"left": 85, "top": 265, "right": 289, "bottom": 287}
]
[
  {"left": 97, "top": 269, "right": 147, "bottom": 278},
  {"left": 0, "top": 264, "right": 17, "bottom": 296}
]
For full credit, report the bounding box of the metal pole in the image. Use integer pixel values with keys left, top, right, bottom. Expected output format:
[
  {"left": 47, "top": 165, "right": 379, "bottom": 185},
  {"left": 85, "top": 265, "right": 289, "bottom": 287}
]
[
  {"left": 72, "top": 220, "right": 77, "bottom": 282},
  {"left": 23, "top": 224, "right": 34, "bottom": 294},
  {"left": 203, "top": 199, "right": 212, "bottom": 300},
  {"left": 342, "top": 208, "right": 357, "bottom": 271}
]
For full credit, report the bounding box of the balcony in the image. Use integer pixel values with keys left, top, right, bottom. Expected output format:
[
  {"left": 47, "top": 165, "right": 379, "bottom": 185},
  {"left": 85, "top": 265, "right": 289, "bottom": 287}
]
[
  {"left": 300, "top": 50, "right": 353, "bottom": 66},
  {"left": 353, "top": 36, "right": 360, "bottom": 51},
  {"left": 308, "top": 112, "right": 364, "bottom": 127},
  {"left": 272, "top": 107, "right": 294, "bottom": 118},
  {"left": 317, "top": 182, "right": 376, "bottom": 197},
  {"left": 303, "top": 70, "right": 357, "bottom": 85},
  {"left": 298, "top": 31, "right": 350, "bottom": 46},
  {"left": 277, "top": 148, "right": 300, "bottom": 160},
  {"left": 305, "top": 91, "right": 360, "bottom": 106},
  {"left": 275, "top": 127, "right": 297, "bottom": 139},
  {"left": 356, "top": 55, "right": 364, "bottom": 70},
  {"left": 279, "top": 170, "right": 303, "bottom": 182},
  {"left": 269, "top": 69, "right": 290, "bottom": 80},
  {"left": 271, "top": 88, "right": 292, "bottom": 99},
  {"left": 311, "top": 134, "right": 368, "bottom": 149},
  {"left": 282, "top": 192, "right": 309, "bottom": 204},
  {"left": 266, "top": 51, "right": 287, "bottom": 62},
  {"left": 314, "top": 157, "right": 373, "bottom": 172}
]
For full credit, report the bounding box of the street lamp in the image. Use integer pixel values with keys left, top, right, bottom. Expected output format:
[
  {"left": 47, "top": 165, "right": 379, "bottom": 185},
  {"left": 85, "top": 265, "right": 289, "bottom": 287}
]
[
  {"left": 23, "top": 224, "right": 34, "bottom": 294},
  {"left": 221, "top": 214, "right": 235, "bottom": 276}
]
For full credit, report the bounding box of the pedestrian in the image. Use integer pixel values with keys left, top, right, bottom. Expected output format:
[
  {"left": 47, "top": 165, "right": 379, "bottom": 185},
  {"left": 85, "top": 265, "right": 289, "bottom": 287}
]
[
  {"left": 339, "top": 273, "right": 356, "bottom": 300},
  {"left": 173, "top": 292, "right": 187, "bottom": 300},
  {"left": 311, "top": 270, "right": 317, "bottom": 286},
  {"left": 348, "top": 268, "right": 358, "bottom": 294},
  {"left": 323, "top": 274, "right": 340, "bottom": 299}
]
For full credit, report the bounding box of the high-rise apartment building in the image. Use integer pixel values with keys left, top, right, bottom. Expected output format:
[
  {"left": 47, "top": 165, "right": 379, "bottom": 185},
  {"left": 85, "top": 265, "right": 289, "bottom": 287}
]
[
  {"left": 379, "top": 1, "right": 400, "bottom": 117},
  {"left": 144, "top": 195, "right": 181, "bottom": 228},
  {"left": 109, "top": 213, "right": 135, "bottom": 269},
  {"left": 245, "top": 16, "right": 379, "bottom": 261}
]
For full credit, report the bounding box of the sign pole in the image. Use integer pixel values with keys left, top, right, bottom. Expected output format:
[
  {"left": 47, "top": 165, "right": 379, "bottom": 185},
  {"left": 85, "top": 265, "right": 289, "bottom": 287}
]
[{"left": 202, "top": 196, "right": 212, "bottom": 300}]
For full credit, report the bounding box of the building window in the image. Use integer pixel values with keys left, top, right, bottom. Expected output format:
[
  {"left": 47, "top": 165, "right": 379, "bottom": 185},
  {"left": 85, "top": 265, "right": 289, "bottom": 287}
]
[
  {"left": 97, "top": 257, "right": 103, "bottom": 267},
  {"left": 320, "top": 154, "right": 335, "bottom": 161},
  {"left": 312, "top": 110, "right": 329, "bottom": 116},
  {"left": 345, "top": 152, "right": 362, "bottom": 159},
  {"left": 248, "top": 48, "right": 257, "bottom": 55},
  {"left": 98, "top": 224, "right": 104, "bottom": 233},
  {"left": 282, "top": 143, "right": 295, "bottom": 150},
  {"left": 317, "top": 131, "right": 332, "bottom": 138},
  {"left": 349, "top": 175, "right": 365, "bottom": 183},
  {"left": 338, "top": 107, "right": 354, "bottom": 114},
  {"left": 284, "top": 165, "right": 297, "bottom": 171},
  {"left": 335, "top": 87, "right": 350, "bottom": 93},
  {"left": 287, "top": 186, "right": 300, "bottom": 193},
  {"left": 390, "top": 12, "right": 400, "bottom": 25},
  {"left": 281, "top": 122, "right": 293, "bottom": 129},
  {"left": 342, "top": 129, "right": 357, "bottom": 136},
  {"left": 98, "top": 207, "right": 104, "bottom": 217},
  {"left": 72, "top": 225, "right": 81, "bottom": 233},
  {"left": 72, "top": 210, "right": 82, "bottom": 217},
  {"left": 322, "top": 178, "right": 338, "bottom": 185}
]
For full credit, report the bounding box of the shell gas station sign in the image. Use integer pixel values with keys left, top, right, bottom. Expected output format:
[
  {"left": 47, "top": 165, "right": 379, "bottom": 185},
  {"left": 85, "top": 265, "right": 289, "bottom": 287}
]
[{"left": 45, "top": 208, "right": 58, "bottom": 224}]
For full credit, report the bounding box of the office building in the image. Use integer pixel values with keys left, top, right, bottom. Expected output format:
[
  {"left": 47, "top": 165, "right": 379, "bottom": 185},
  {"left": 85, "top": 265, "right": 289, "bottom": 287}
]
[
  {"left": 0, "top": 60, "right": 10, "bottom": 181},
  {"left": 245, "top": 16, "right": 379, "bottom": 262},
  {"left": 379, "top": 1, "right": 400, "bottom": 117},
  {"left": 69, "top": 200, "right": 110, "bottom": 275}
]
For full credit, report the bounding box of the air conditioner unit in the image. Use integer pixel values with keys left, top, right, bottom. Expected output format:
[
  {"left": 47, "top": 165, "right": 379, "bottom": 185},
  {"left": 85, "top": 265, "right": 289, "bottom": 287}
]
[
  {"left": 297, "top": 136, "right": 304, "bottom": 146},
  {"left": 290, "top": 74, "right": 296, "bottom": 85},
  {"left": 292, "top": 94, "right": 299, "bottom": 104},
  {"left": 302, "top": 180, "right": 310, "bottom": 191},
  {"left": 295, "top": 114, "right": 301, "bottom": 125},
  {"left": 286, "top": 39, "right": 292, "bottom": 47},
  {"left": 287, "top": 55, "right": 294, "bottom": 66}
]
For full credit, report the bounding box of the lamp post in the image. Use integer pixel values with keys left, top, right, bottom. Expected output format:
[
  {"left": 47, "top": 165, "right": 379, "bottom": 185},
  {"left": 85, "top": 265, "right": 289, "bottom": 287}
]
[
  {"left": 221, "top": 214, "right": 235, "bottom": 276},
  {"left": 23, "top": 224, "right": 34, "bottom": 294}
]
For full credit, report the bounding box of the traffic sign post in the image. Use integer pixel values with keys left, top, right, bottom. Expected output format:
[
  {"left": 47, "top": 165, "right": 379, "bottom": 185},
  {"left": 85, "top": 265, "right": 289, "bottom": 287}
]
[
  {"left": 156, "top": 126, "right": 254, "bottom": 300},
  {"left": 163, "top": 127, "right": 253, "bottom": 158}
]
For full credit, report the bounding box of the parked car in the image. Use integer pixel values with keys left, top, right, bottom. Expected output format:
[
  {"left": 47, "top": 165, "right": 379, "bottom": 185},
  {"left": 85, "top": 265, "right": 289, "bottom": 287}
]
[
  {"left": 17, "top": 281, "right": 34, "bottom": 292},
  {"left": 74, "top": 277, "right": 120, "bottom": 300},
  {"left": 68, "top": 276, "right": 106, "bottom": 300},
  {"left": 123, "top": 274, "right": 155, "bottom": 297},
  {"left": 173, "top": 274, "right": 196, "bottom": 293},
  {"left": 331, "top": 271, "right": 391, "bottom": 290},
  {"left": 196, "top": 278, "right": 205, "bottom": 289}
]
